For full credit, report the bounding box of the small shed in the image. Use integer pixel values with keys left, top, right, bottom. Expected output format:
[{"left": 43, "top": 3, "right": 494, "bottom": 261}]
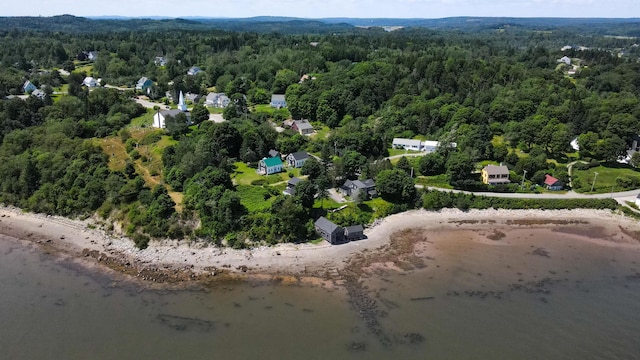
[{"left": 344, "top": 225, "right": 364, "bottom": 241}]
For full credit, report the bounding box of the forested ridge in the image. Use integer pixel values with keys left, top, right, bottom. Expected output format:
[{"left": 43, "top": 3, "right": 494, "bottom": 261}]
[{"left": 0, "top": 18, "right": 639, "bottom": 248}]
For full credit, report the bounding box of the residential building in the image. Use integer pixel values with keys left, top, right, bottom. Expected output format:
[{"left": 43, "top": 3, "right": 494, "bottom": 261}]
[
  {"left": 87, "top": 51, "right": 98, "bottom": 61},
  {"left": 340, "top": 179, "right": 377, "bottom": 200},
  {"left": 392, "top": 138, "right": 456, "bottom": 153},
  {"left": 136, "top": 77, "right": 153, "bottom": 91},
  {"left": 544, "top": 174, "right": 564, "bottom": 191},
  {"left": 283, "top": 177, "right": 301, "bottom": 195},
  {"left": 22, "top": 80, "right": 37, "bottom": 93},
  {"left": 268, "top": 149, "right": 280, "bottom": 158},
  {"left": 185, "top": 93, "right": 202, "bottom": 104},
  {"left": 270, "top": 94, "right": 287, "bottom": 108},
  {"left": 287, "top": 151, "right": 310, "bottom": 168},
  {"left": 314, "top": 217, "right": 344, "bottom": 244},
  {"left": 481, "top": 165, "right": 511, "bottom": 185},
  {"left": 344, "top": 225, "right": 365, "bottom": 241},
  {"left": 153, "top": 109, "right": 191, "bottom": 129},
  {"left": 205, "top": 92, "right": 230, "bottom": 108},
  {"left": 154, "top": 56, "right": 167, "bottom": 66},
  {"left": 292, "top": 120, "right": 314, "bottom": 135},
  {"left": 82, "top": 77, "right": 98, "bottom": 88},
  {"left": 258, "top": 157, "right": 284, "bottom": 175},
  {"left": 187, "top": 66, "right": 202, "bottom": 76},
  {"left": 31, "top": 89, "right": 46, "bottom": 100},
  {"left": 557, "top": 56, "right": 571, "bottom": 65}
]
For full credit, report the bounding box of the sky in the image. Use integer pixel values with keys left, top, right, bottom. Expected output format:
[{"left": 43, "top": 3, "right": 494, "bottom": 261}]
[{"left": 5, "top": 0, "right": 640, "bottom": 19}]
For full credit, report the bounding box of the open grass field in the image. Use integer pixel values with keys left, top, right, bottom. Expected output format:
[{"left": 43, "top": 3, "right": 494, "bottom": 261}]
[
  {"left": 415, "top": 174, "right": 453, "bottom": 189},
  {"left": 97, "top": 137, "right": 129, "bottom": 172},
  {"left": 311, "top": 123, "right": 331, "bottom": 140},
  {"left": 232, "top": 162, "right": 264, "bottom": 185},
  {"left": 96, "top": 128, "right": 183, "bottom": 210},
  {"left": 236, "top": 185, "right": 277, "bottom": 212},
  {"left": 572, "top": 163, "right": 640, "bottom": 194},
  {"left": 73, "top": 63, "right": 93, "bottom": 75},
  {"left": 252, "top": 104, "right": 290, "bottom": 118}
]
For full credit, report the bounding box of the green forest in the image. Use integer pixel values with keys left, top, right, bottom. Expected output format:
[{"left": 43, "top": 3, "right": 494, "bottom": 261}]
[{"left": 0, "top": 16, "right": 639, "bottom": 248}]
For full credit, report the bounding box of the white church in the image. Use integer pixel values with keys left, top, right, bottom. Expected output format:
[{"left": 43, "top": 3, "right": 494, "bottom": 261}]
[{"left": 153, "top": 91, "right": 190, "bottom": 128}]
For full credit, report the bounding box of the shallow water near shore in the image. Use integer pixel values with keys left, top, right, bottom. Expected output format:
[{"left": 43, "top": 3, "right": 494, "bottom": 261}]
[{"left": 2, "top": 225, "right": 640, "bottom": 359}]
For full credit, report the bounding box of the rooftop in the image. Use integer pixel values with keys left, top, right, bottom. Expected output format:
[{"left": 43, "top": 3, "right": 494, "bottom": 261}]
[
  {"left": 261, "top": 157, "right": 283, "bottom": 167},
  {"left": 483, "top": 164, "right": 510, "bottom": 175},
  {"left": 315, "top": 216, "right": 340, "bottom": 233}
]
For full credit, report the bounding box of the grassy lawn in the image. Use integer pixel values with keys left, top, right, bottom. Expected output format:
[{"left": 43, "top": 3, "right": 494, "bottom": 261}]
[
  {"left": 388, "top": 148, "right": 423, "bottom": 157},
  {"left": 97, "top": 137, "right": 129, "bottom": 172},
  {"left": 232, "top": 162, "right": 263, "bottom": 185},
  {"left": 97, "top": 128, "right": 183, "bottom": 209},
  {"left": 252, "top": 104, "right": 291, "bottom": 119},
  {"left": 74, "top": 63, "right": 94, "bottom": 75},
  {"left": 207, "top": 107, "right": 224, "bottom": 114},
  {"left": 313, "top": 197, "right": 342, "bottom": 210},
  {"left": 415, "top": 174, "right": 453, "bottom": 189},
  {"left": 129, "top": 108, "right": 155, "bottom": 127},
  {"left": 232, "top": 162, "right": 301, "bottom": 186},
  {"left": 311, "top": 123, "right": 331, "bottom": 140},
  {"left": 55, "top": 84, "right": 69, "bottom": 94},
  {"left": 236, "top": 185, "right": 277, "bottom": 212},
  {"left": 572, "top": 163, "right": 640, "bottom": 194}
]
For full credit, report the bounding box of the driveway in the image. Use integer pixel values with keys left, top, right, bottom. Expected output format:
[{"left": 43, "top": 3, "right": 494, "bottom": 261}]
[{"left": 328, "top": 188, "right": 346, "bottom": 203}]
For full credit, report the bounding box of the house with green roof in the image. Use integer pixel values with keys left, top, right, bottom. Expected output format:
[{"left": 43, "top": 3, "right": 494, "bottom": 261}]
[{"left": 258, "top": 157, "right": 283, "bottom": 175}]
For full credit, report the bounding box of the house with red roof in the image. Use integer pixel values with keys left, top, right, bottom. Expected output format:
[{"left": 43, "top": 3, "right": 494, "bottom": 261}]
[{"left": 544, "top": 174, "right": 564, "bottom": 191}]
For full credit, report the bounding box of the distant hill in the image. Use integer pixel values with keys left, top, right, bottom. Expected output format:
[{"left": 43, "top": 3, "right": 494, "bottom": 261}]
[{"left": 0, "top": 15, "right": 639, "bottom": 36}]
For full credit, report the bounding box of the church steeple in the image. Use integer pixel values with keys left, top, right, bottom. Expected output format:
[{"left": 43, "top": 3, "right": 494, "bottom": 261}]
[{"left": 178, "top": 91, "right": 187, "bottom": 112}]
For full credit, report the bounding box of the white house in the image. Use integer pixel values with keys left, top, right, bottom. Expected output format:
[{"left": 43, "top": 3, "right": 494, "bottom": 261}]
[
  {"left": 205, "top": 92, "right": 230, "bottom": 108},
  {"left": 286, "top": 151, "right": 310, "bottom": 168},
  {"left": 391, "top": 138, "right": 456, "bottom": 153},
  {"left": 270, "top": 94, "right": 287, "bottom": 108},
  {"left": 187, "top": 66, "right": 202, "bottom": 76},
  {"left": 87, "top": 51, "right": 98, "bottom": 61},
  {"left": 154, "top": 56, "right": 167, "bottom": 66},
  {"left": 557, "top": 56, "right": 571, "bottom": 65},
  {"left": 31, "top": 89, "right": 46, "bottom": 100},
  {"left": 258, "top": 157, "right": 284, "bottom": 175},
  {"left": 82, "top": 77, "right": 98, "bottom": 88}
]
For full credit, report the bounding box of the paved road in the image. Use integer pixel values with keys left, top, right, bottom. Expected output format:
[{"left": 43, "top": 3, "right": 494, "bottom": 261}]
[
  {"left": 419, "top": 185, "right": 640, "bottom": 205},
  {"left": 134, "top": 97, "right": 167, "bottom": 110}
]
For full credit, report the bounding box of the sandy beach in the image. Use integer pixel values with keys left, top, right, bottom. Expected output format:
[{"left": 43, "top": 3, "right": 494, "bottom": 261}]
[{"left": 2, "top": 206, "right": 640, "bottom": 284}]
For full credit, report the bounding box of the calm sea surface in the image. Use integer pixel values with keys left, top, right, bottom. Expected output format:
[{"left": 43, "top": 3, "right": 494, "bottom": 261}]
[{"left": 2, "top": 229, "right": 640, "bottom": 360}]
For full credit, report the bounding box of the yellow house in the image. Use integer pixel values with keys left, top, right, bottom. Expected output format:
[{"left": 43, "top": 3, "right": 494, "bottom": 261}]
[{"left": 481, "top": 165, "right": 511, "bottom": 185}]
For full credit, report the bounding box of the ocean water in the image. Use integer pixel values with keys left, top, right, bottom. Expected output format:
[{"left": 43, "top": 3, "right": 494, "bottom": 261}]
[{"left": 2, "top": 227, "right": 640, "bottom": 360}]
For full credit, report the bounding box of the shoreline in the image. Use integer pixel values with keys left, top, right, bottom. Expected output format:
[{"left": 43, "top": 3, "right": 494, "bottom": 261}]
[{"left": 2, "top": 206, "right": 640, "bottom": 287}]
